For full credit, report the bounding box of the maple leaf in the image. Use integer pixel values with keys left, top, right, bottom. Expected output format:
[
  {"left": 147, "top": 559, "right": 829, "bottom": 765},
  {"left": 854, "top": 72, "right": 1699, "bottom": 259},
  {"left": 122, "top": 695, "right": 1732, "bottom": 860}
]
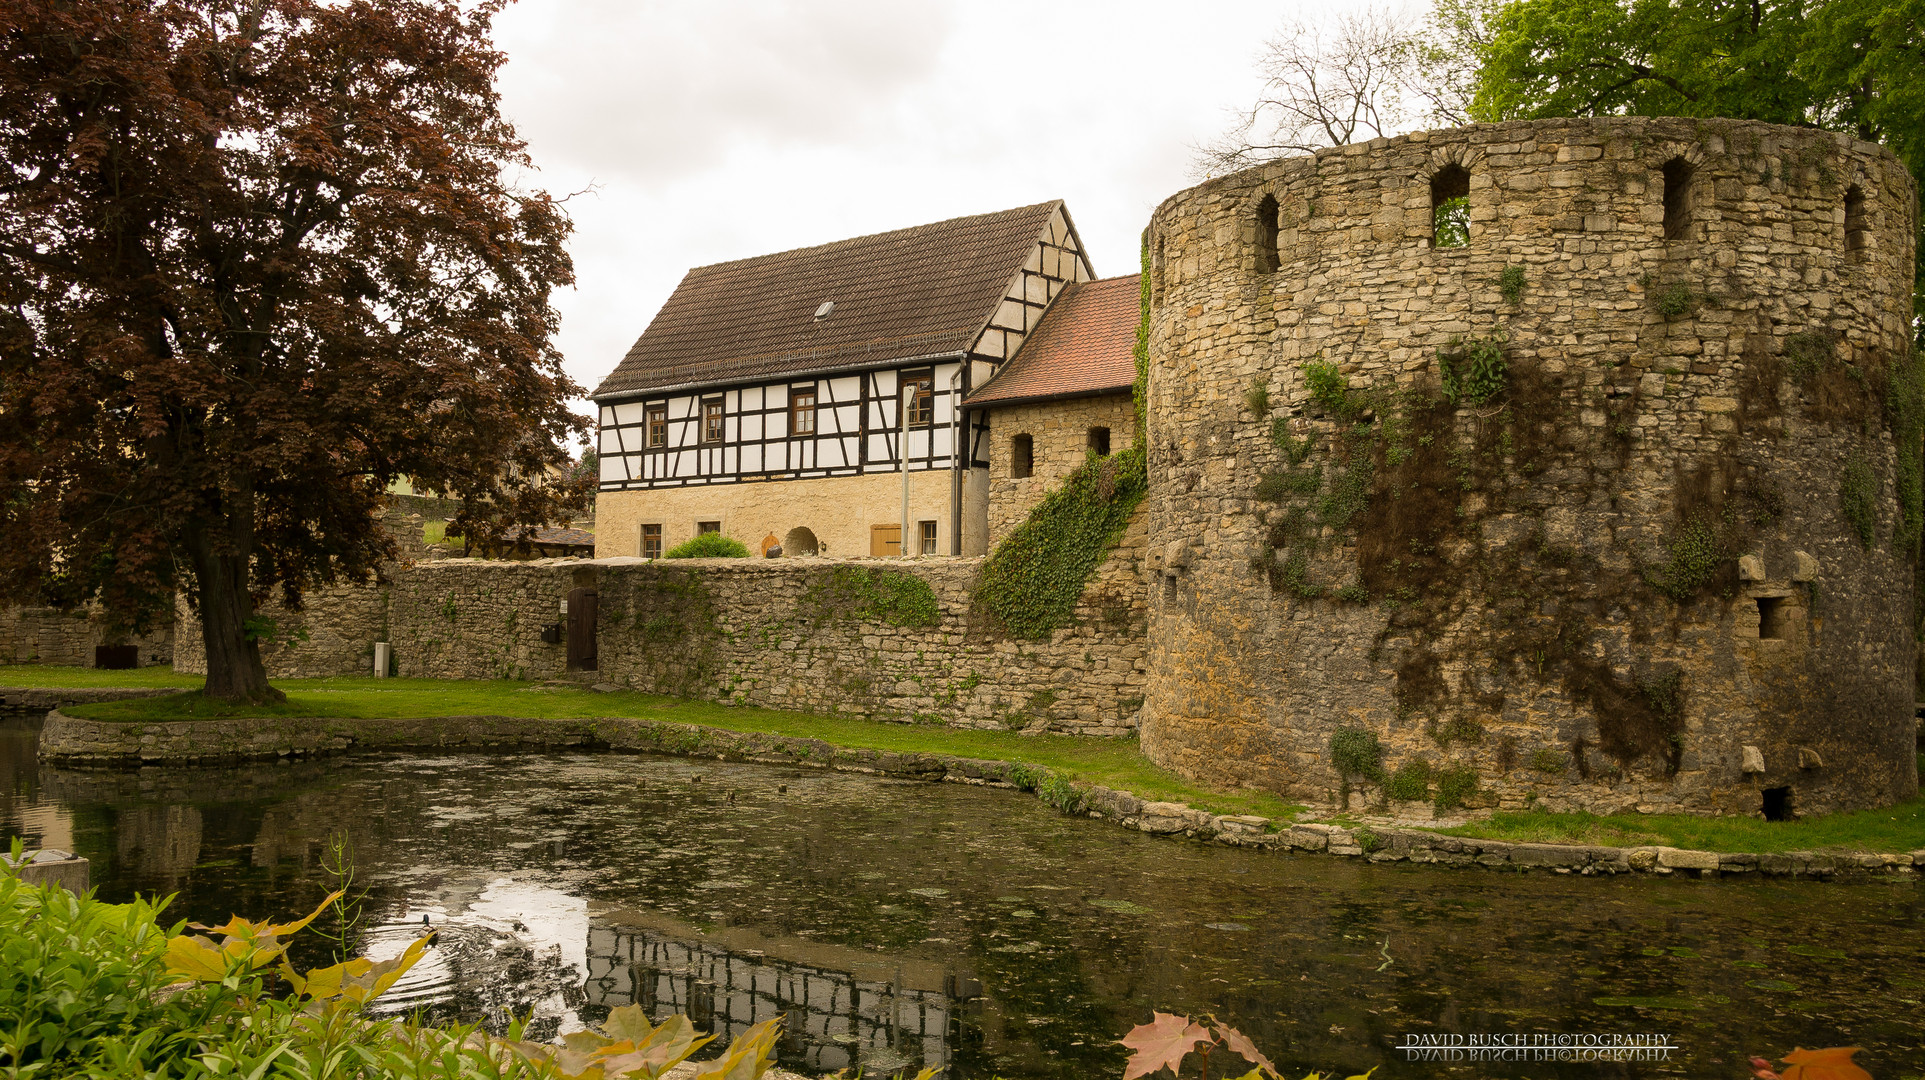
[
  {"left": 1214, "top": 1023, "right": 1278, "bottom": 1078},
  {"left": 1121, "top": 1012, "right": 1213, "bottom": 1080},
  {"left": 1779, "top": 1047, "right": 1871, "bottom": 1080}
]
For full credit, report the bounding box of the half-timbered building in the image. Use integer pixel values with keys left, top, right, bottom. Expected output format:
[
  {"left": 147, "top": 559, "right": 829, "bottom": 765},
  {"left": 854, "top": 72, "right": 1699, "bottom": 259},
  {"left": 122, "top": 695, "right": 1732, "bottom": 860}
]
[{"left": 592, "top": 201, "right": 1094, "bottom": 558}]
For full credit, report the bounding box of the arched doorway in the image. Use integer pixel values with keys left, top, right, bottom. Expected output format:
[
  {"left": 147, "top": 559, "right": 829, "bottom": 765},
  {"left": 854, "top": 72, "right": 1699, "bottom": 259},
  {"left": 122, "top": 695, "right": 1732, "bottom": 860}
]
[{"left": 784, "top": 526, "right": 819, "bottom": 556}]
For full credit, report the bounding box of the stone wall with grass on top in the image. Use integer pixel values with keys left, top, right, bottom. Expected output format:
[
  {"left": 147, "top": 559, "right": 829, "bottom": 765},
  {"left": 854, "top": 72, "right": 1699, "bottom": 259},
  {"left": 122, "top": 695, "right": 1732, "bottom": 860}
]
[
  {"left": 170, "top": 514, "right": 1150, "bottom": 735},
  {"left": 1142, "top": 116, "right": 1919, "bottom": 818}
]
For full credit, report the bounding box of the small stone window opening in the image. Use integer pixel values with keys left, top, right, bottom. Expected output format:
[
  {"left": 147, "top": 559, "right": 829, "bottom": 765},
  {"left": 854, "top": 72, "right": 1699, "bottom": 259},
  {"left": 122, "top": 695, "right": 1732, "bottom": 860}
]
[
  {"left": 1843, "top": 185, "right": 1868, "bottom": 257},
  {"left": 1662, "top": 158, "right": 1695, "bottom": 241},
  {"left": 1087, "top": 426, "right": 1111, "bottom": 456},
  {"left": 1756, "top": 596, "right": 1791, "bottom": 640},
  {"left": 697, "top": 520, "right": 721, "bottom": 535},
  {"left": 1762, "top": 785, "right": 1793, "bottom": 821},
  {"left": 1011, "top": 433, "right": 1034, "bottom": 479},
  {"left": 1255, "top": 194, "right": 1280, "bottom": 273},
  {"left": 919, "top": 520, "right": 938, "bottom": 555},
  {"left": 1430, "top": 165, "right": 1470, "bottom": 248}
]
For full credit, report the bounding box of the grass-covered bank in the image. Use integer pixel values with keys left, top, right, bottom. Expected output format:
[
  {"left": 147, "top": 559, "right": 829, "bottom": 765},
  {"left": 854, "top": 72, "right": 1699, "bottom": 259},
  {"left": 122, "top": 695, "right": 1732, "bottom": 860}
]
[
  {"left": 5, "top": 666, "right": 1304, "bottom": 823},
  {"left": 9, "top": 666, "right": 1922, "bottom": 856},
  {"left": 1438, "top": 766, "right": 1925, "bottom": 855}
]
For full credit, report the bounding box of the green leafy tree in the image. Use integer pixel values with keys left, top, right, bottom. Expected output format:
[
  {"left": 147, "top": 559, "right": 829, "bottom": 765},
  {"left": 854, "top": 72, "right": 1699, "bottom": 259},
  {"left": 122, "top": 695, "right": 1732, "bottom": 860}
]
[
  {"left": 1464, "top": 0, "right": 1925, "bottom": 314},
  {"left": 0, "top": 0, "right": 589, "bottom": 702}
]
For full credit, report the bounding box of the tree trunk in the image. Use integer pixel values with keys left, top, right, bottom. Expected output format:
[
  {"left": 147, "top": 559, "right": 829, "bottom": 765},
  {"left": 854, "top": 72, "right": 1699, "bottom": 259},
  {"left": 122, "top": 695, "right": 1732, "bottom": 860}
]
[{"left": 185, "top": 519, "right": 284, "bottom": 704}]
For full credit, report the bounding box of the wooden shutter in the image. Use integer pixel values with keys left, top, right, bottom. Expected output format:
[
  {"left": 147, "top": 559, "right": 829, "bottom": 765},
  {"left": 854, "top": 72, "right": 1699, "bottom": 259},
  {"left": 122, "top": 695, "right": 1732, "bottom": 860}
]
[{"left": 870, "top": 525, "right": 902, "bottom": 557}]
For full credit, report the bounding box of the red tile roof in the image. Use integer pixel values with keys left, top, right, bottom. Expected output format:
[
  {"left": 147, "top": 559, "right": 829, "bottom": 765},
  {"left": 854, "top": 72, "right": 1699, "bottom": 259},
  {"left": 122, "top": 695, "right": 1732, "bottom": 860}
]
[
  {"left": 963, "top": 276, "right": 1139, "bottom": 407},
  {"left": 593, "top": 202, "right": 1066, "bottom": 399}
]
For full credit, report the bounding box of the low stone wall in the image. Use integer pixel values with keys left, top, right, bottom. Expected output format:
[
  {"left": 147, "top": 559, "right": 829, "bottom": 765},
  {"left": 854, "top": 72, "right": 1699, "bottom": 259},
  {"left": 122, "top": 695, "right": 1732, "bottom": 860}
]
[
  {"left": 1, "top": 605, "right": 173, "bottom": 668},
  {"left": 175, "top": 514, "right": 1150, "bottom": 735},
  {"left": 0, "top": 686, "right": 179, "bottom": 719},
  {"left": 38, "top": 710, "right": 1922, "bottom": 880}
]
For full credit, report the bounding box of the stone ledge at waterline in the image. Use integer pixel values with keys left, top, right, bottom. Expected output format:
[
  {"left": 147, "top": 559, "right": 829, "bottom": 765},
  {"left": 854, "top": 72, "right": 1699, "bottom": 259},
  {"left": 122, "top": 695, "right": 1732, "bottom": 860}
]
[{"left": 38, "top": 710, "right": 1924, "bottom": 881}]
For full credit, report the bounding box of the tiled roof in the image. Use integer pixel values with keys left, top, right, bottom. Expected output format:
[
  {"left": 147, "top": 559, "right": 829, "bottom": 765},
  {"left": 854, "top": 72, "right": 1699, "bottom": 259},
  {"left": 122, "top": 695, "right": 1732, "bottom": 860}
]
[
  {"left": 962, "top": 276, "right": 1139, "bottom": 407},
  {"left": 507, "top": 526, "right": 596, "bottom": 548},
  {"left": 593, "top": 202, "right": 1063, "bottom": 399}
]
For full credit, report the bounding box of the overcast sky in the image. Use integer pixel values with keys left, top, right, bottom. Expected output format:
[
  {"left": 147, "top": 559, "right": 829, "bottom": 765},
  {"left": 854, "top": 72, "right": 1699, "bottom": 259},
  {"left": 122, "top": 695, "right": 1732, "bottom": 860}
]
[{"left": 489, "top": 0, "right": 1373, "bottom": 429}]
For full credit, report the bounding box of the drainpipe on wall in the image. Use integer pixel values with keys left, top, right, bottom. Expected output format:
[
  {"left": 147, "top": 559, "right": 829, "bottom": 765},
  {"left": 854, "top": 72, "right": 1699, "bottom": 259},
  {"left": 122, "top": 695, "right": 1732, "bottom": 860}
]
[
  {"left": 900, "top": 374, "right": 911, "bottom": 558},
  {"left": 949, "top": 367, "right": 964, "bottom": 556}
]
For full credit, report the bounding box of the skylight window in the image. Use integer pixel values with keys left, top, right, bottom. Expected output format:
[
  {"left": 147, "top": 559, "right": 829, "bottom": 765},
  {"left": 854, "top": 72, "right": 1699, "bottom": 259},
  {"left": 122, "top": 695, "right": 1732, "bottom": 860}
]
[{"left": 813, "top": 301, "right": 835, "bottom": 321}]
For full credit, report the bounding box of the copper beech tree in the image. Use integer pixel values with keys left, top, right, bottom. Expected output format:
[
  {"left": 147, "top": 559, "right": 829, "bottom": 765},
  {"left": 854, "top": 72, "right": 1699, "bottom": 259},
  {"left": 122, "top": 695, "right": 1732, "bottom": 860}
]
[{"left": 0, "top": 0, "right": 590, "bottom": 701}]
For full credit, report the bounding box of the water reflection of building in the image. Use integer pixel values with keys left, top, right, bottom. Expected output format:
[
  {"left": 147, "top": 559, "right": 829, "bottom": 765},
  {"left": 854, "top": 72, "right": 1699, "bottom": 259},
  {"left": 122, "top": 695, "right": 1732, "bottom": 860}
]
[
  {"left": 114, "top": 805, "right": 203, "bottom": 888},
  {"left": 584, "top": 915, "right": 958, "bottom": 1076}
]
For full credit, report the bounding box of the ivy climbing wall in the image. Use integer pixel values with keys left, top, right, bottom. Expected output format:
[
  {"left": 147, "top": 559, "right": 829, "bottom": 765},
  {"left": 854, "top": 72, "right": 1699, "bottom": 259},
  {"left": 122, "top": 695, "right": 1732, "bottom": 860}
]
[{"left": 1142, "top": 116, "right": 1919, "bottom": 818}]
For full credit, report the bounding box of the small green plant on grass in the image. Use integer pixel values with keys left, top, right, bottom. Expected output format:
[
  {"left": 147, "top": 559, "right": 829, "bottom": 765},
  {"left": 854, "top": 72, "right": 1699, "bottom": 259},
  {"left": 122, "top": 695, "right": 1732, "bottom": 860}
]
[
  {"left": 1330, "top": 727, "right": 1385, "bottom": 805},
  {"left": 665, "top": 533, "right": 751, "bottom": 558}
]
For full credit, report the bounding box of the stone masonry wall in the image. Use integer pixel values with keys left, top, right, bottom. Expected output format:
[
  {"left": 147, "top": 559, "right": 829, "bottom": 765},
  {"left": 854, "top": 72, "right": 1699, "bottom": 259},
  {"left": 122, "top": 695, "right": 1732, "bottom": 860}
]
[
  {"left": 1, "top": 605, "right": 173, "bottom": 667},
  {"left": 1143, "top": 116, "right": 1919, "bottom": 817},
  {"left": 174, "top": 515, "right": 1150, "bottom": 735},
  {"left": 984, "top": 393, "right": 1138, "bottom": 546}
]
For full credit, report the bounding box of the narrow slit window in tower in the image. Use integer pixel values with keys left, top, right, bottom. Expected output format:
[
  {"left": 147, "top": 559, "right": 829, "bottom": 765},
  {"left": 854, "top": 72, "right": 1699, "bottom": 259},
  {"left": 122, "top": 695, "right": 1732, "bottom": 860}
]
[
  {"left": 1011, "top": 434, "right": 1033, "bottom": 479},
  {"left": 1255, "top": 194, "right": 1280, "bottom": 273},
  {"left": 1844, "top": 185, "right": 1867, "bottom": 257},
  {"left": 1662, "top": 158, "right": 1694, "bottom": 241},
  {"left": 1430, "top": 165, "right": 1470, "bottom": 248},
  {"left": 1087, "top": 426, "right": 1111, "bottom": 456},
  {"left": 1756, "top": 596, "right": 1791, "bottom": 640}
]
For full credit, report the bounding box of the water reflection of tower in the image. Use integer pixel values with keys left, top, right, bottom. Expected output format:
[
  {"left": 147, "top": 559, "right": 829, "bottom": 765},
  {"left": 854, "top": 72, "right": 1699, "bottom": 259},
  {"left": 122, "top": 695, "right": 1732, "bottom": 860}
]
[
  {"left": 115, "top": 805, "right": 203, "bottom": 889},
  {"left": 584, "top": 922, "right": 955, "bottom": 1076}
]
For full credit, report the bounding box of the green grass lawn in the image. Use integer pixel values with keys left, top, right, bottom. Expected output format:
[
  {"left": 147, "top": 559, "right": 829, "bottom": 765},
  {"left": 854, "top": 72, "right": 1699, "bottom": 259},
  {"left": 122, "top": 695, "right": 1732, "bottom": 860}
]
[
  {"left": 4, "top": 666, "right": 1302, "bottom": 822},
  {"left": 1439, "top": 768, "right": 1925, "bottom": 855},
  {"left": 10, "top": 665, "right": 1921, "bottom": 853}
]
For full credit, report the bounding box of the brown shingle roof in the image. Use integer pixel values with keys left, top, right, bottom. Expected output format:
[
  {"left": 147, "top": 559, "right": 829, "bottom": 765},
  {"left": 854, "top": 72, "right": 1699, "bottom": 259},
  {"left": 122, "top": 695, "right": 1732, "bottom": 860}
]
[
  {"left": 963, "top": 276, "right": 1139, "bottom": 407},
  {"left": 593, "top": 202, "right": 1064, "bottom": 400}
]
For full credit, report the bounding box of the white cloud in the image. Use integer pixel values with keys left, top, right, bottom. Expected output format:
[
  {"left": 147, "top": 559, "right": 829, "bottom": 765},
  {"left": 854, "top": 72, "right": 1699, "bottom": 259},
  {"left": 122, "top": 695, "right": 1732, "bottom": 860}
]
[{"left": 489, "top": 0, "right": 1380, "bottom": 418}]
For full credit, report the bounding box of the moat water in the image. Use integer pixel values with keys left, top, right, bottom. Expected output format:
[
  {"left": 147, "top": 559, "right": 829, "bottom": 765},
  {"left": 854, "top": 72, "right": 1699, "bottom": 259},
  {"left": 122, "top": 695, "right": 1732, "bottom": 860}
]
[{"left": 3, "top": 715, "right": 1921, "bottom": 1078}]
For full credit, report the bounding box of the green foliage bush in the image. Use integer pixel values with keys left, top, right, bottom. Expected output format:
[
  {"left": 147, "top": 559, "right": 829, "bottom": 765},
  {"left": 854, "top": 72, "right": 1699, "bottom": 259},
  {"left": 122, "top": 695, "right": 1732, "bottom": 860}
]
[
  {"left": 1433, "top": 196, "right": 1470, "bottom": 248},
  {"left": 1244, "top": 376, "right": 1271, "bottom": 418},
  {"left": 1269, "top": 417, "right": 1314, "bottom": 464},
  {"left": 1330, "top": 727, "right": 1385, "bottom": 781},
  {"left": 1434, "top": 765, "right": 1480, "bottom": 812},
  {"left": 1784, "top": 328, "right": 1836, "bottom": 383},
  {"left": 664, "top": 533, "right": 750, "bottom": 558},
  {"left": 1644, "top": 515, "right": 1727, "bottom": 602},
  {"left": 1654, "top": 282, "right": 1700, "bottom": 319},
  {"left": 1317, "top": 460, "right": 1374, "bottom": 530},
  {"left": 0, "top": 857, "right": 790, "bottom": 1080},
  {"left": 1438, "top": 332, "right": 1508, "bottom": 406},
  {"left": 1840, "top": 454, "right": 1878, "bottom": 550},
  {"left": 808, "top": 566, "right": 940, "bottom": 627},
  {"left": 1889, "top": 349, "right": 1925, "bottom": 556},
  {"left": 1494, "top": 264, "right": 1527, "bottom": 305},
  {"left": 1302, "top": 358, "right": 1351, "bottom": 415},
  {"left": 1384, "top": 758, "right": 1433, "bottom": 801},
  {"left": 1530, "top": 747, "right": 1568, "bottom": 774},
  {"left": 977, "top": 448, "right": 1147, "bottom": 640}
]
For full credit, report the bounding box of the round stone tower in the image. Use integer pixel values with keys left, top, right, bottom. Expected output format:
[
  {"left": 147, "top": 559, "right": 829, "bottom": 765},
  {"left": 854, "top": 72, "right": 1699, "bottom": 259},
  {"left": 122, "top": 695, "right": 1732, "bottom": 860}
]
[{"left": 1142, "top": 116, "right": 1918, "bottom": 818}]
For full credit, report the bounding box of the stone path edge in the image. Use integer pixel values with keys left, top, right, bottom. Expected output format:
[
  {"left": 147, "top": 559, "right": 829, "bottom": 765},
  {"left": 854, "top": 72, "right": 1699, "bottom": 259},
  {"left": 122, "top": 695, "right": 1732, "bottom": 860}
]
[{"left": 36, "top": 709, "right": 1924, "bottom": 882}]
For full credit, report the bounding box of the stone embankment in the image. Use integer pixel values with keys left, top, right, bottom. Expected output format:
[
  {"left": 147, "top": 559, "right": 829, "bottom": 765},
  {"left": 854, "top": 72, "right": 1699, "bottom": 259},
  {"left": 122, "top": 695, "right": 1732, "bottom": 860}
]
[
  {"left": 1, "top": 686, "right": 179, "bottom": 718},
  {"left": 38, "top": 710, "right": 1923, "bottom": 881}
]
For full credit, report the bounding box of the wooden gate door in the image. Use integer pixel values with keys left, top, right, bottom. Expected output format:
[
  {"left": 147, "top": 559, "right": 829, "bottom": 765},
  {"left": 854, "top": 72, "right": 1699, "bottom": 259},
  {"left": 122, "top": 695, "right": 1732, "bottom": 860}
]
[
  {"left": 870, "top": 524, "right": 902, "bottom": 557},
  {"left": 566, "top": 588, "right": 598, "bottom": 671}
]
